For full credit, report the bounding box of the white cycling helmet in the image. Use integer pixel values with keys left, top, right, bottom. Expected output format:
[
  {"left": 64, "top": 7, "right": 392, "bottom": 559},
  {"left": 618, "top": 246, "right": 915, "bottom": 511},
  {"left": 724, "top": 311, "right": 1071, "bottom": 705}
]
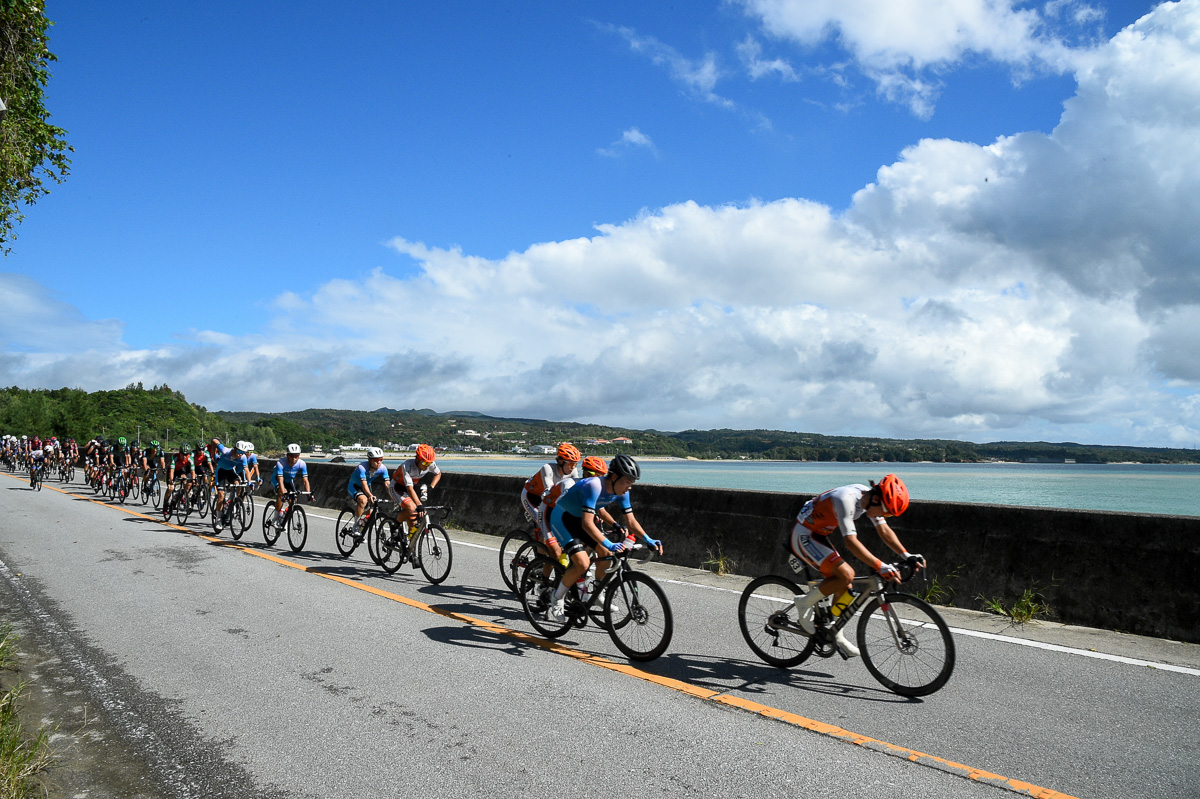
[
  {"left": 243, "top": 442, "right": 255, "bottom": 452},
  {"left": 286, "top": 443, "right": 301, "bottom": 455},
  {"left": 366, "top": 447, "right": 384, "bottom": 459}
]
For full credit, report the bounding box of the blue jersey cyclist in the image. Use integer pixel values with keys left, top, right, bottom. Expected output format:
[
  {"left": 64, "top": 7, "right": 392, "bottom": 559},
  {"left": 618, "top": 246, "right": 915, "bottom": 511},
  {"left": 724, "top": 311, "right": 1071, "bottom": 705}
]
[
  {"left": 243, "top": 442, "right": 260, "bottom": 484},
  {"left": 545, "top": 454, "right": 661, "bottom": 622},
  {"left": 346, "top": 447, "right": 391, "bottom": 535},
  {"left": 270, "top": 444, "right": 312, "bottom": 528},
  {"left": 212, "top": 440, "right": 250, "bottom": 528}
]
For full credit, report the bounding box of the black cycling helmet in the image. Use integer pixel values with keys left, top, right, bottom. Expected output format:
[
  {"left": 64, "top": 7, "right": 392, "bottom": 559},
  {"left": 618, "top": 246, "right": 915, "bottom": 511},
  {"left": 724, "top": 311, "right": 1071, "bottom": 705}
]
[{"left": 608, "top": 454, "right": 640, "bottom": 482}]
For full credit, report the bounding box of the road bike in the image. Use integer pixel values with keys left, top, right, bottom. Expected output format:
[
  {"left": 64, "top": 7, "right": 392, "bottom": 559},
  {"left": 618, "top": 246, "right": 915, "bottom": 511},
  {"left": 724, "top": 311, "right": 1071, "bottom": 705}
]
[
  {"left": 262, "top": 490, "right": 312, "bottom": 551},
  {"left": 28, "top": 461, "right": 45, "bottom": 491},
  {"left": 138, "top": 468, "right": 163, "bottom": 508},
  {"left": 738, "top": 559, "right": 955, "bottom": 697},
  {"left": 517, "top": 543, "right": 673, "bottom": 662},
  {"left": 368, "top": 504, "right": 454, "bottom": 584},
  {"left": 213, "top": 482, "right": 252, "bottom": 537}
]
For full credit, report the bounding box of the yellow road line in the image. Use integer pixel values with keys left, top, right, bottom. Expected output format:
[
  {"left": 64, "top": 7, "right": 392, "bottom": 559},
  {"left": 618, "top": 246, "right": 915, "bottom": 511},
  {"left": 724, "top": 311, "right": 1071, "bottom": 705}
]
[{"left": 13, "top": 473, "right": 1080, "bottom": 799}]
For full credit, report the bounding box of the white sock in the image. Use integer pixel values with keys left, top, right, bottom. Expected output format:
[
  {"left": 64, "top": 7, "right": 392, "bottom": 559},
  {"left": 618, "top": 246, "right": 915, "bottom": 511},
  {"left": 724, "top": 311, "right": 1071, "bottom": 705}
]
[{"left": 552, "top": 582, "right": 569, "bottom": 602}]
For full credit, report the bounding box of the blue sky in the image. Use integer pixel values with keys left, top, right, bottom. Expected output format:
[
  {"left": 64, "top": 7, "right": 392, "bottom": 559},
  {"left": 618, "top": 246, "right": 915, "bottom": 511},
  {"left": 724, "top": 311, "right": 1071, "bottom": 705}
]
[{"left": 4, "top": 0, "right": 1198, "bottom": 448}]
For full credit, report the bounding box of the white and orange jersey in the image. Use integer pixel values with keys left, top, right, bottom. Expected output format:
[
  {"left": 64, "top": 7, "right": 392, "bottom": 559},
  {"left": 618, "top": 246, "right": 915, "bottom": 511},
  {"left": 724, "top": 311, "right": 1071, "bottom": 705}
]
[
  {"left": 524, "top": 460, "right": 581, "bottom": 498},
  {"left": 796, "top": 484, "right": 884, "bottom": 538}
]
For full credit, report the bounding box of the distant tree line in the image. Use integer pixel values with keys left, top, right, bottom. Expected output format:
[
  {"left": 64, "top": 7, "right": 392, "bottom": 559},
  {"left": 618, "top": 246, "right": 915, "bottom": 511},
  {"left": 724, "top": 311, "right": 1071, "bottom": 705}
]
[{"left": 3, "top": 387, "right": 1196, "bottom": 463}]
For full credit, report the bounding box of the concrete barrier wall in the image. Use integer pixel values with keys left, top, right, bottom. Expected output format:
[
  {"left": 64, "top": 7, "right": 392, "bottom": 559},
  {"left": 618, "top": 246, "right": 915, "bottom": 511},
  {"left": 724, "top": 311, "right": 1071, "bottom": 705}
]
[{"left": 259, "top": 461, "right": 1200, "bottom": 644}]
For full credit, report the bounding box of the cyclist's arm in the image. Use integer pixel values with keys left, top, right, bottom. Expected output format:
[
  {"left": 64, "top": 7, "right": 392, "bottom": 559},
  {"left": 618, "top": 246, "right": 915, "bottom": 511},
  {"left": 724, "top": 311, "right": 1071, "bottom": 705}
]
[{"left": 873, "top": 519, "right": 921, "bottom": 567}]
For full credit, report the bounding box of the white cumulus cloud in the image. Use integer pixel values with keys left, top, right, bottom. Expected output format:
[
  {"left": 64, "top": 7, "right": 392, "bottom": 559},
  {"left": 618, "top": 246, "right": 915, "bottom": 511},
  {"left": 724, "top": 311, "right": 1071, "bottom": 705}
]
[{"left": 3, "top": 1, "right": 1197, "bottom": 446}]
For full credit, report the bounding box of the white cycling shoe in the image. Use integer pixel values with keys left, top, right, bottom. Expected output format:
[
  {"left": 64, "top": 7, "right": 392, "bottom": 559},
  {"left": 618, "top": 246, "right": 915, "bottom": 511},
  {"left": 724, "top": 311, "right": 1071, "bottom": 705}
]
[
  {"left": 835, "top": 630, "right": 860, "bottom": 659},
  {"left": 547, "top": 598, "right": 567, "bottom": 623},
  {"left": 793, "top": 596, "right": 817, "bottom": 634}
]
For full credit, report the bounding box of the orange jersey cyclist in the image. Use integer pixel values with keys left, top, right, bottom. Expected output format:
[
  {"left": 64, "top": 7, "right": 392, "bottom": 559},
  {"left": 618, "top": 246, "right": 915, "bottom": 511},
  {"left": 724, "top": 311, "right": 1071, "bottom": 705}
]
[
  {"left": 386, "top": 444, "right": 441, "bottom": 529},
  {"left": 544, "top": 455, "right": 662, "bottom": 622},
  {"left": 788, "top": 474, "right": 924, "bottom": 658},
  {"left": 520, "top": 442, "right": 582, "bottom": 528}
]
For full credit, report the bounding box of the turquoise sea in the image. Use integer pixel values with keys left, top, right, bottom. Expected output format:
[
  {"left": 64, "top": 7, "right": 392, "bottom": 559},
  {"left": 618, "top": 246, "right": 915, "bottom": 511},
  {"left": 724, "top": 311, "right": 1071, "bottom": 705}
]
[{"left": 431, "top": 457, "right": 1200, "bottom": 517}]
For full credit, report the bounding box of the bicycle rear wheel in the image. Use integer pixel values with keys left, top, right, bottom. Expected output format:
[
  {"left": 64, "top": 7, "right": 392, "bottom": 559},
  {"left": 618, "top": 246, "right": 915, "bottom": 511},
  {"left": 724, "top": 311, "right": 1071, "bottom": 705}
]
[
  {"left": 498, "top": 529, "right": 533, "bottom": 591},
  {"left": 262, "top": 505, "right": 281, "bottom": 546},
  {"left": 857, "top": 593, "right": 955, "bottom": 697},
  {"left": 738, "top": 575, "right": 816, "bottom": 668},
  {"left": 518, "top": 556, "right": 572, "bottom": 638},
  {"left": 603, "top": 572, "right": 673, "bottom": 662},
  {"left": 417, "top": 524, "right": 453, "bottom": 584},
  {"left": 287, "top": 506, "right": 308, "bottom": 553}
]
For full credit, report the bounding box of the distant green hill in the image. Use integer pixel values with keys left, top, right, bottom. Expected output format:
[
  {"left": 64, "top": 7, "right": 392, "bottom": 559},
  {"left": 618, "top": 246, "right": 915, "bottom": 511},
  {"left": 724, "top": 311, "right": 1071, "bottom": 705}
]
[{"left": 2, "top": 386, "right": 1195, "bottom": 463}]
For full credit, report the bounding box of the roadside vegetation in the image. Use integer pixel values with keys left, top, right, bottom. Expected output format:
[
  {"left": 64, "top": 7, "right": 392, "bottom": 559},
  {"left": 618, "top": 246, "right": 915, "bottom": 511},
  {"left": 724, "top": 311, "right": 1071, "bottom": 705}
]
[{"left": 0, "top": 624, "right": 53, "bottom": 798}]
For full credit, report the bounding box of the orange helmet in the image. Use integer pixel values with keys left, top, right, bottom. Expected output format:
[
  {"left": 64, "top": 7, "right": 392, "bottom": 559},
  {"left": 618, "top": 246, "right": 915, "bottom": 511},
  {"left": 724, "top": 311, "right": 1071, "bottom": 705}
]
[
  {"left": 556, "top": 442, "right": 581, "bottom": 463},
  {"left": 876, "top": 474, "right": 910, "bottom": 516},
  {"left": 581, "top": 456, "right": 608, "bottom": 476},
  {"left": 416, "top": 444, "right": 436, "bottom": 464}
]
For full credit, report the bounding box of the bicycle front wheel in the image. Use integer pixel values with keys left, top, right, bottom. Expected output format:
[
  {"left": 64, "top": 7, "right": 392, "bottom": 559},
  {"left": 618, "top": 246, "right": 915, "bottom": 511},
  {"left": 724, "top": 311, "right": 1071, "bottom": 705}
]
[
  {"left": 287, "top": 506, "right": 308, "bottom": 553},
  {"left": 518, "top": 556, "right": 572, "bottom": 639},
  {"left": 737, "top": 575, "right": 816, "bottom": 668},
  {"left": 603, "top": 572, "right": 673, "bottom": 662},
  {"left": 857, "top": 593, "right": 955, "bottom": 697},
  {"left": 151, "top": 477, "right": 163, "bottom": 508},
  {"left": 507, "top": 540, "right": 546, "bottom": 597},
  {"left": 262, "top": 505, "right": 281, "bottom": 547},
  {"left": 239, "top": 492, "right": 255, "bottom": 531},
  {"left": 498, "top": 529, "right": 533, "bottom": 591},
  {"left": 417, "top": 524, "right": 453, "bottom": 584},
  {"left": 334, "top": 509, "right": 359, "bottom": 557}
]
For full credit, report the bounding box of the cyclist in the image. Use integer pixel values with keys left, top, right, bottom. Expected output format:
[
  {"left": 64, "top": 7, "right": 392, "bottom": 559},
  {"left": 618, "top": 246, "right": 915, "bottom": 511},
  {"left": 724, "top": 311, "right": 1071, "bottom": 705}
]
[
  {"left": 162, "top": 444, "right": 195, "bottom": 518},
  {"left": 521, "top": 443, "right": 581, "bottom": 527},
  {"left": 544, "top": 454, "right": 661, "bottom": 622},
  {"left": 386, "top": 444, "right": 441, "bottom": 530},
  {"left": 270, "top": 444, "right": 312, "bottom": 528},
  {"left": 243, "top": 442, "right": 260, "bottom": 485},
  {"left": 346, "top": 447, "right": 390, "bottom": 536},
  {"left": 212, "top": 440, "right": 250, "bottom": 530},
  {"left": 788, "top": 474, "right": 924, "bottom": 659},
  {"left": 138, "top": 441, "right": 163, "bottom": 496},
  {"left": 107, "top": 437, "right": 132, "bottom": 494}
]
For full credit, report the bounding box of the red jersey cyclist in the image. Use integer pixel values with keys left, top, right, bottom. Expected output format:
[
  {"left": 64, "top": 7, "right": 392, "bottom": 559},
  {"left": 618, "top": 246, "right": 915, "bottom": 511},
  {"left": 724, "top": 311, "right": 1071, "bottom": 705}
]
[{"left": 788, "top": 474, "right": 924, "bottom": 658}]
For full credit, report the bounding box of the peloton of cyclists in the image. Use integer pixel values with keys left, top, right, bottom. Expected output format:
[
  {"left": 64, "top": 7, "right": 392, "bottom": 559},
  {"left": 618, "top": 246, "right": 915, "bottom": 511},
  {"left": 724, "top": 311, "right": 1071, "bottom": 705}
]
[{"left": 787, "top": 474, "right": 924, "bottom": 658}]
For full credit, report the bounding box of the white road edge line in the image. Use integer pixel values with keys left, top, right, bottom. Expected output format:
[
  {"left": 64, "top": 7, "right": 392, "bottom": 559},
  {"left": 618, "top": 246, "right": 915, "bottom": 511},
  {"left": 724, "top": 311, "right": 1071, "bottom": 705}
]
[{"left": 279, "top": 503, "right": 1200, "bottom": 676}]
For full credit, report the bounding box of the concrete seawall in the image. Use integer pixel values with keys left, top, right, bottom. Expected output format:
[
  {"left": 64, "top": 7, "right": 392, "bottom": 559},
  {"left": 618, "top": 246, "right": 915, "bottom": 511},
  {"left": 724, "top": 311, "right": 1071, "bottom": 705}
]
[{"left": 263, "top": 461, "right": 1200, "bottom": 644}]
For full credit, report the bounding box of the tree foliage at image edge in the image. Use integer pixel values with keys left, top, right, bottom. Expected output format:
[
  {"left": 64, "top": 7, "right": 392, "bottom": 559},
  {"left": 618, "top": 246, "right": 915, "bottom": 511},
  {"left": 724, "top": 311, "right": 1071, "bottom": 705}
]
[{"left": 0, "top": 0, "right": 71, "bottom": 253}]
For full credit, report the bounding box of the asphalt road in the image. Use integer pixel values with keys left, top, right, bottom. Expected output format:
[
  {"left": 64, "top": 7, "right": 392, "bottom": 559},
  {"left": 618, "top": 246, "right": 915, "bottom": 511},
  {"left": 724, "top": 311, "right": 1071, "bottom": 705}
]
[{"left": 1, "top": 470, "right": 1197, "bottom": 799}]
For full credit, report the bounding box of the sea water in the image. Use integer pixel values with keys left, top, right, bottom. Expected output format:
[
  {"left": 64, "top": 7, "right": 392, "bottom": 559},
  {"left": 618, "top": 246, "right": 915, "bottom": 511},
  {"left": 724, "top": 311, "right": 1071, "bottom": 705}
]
[{"left": 431, "top": 457, "right": 1199, "bottom": 517}]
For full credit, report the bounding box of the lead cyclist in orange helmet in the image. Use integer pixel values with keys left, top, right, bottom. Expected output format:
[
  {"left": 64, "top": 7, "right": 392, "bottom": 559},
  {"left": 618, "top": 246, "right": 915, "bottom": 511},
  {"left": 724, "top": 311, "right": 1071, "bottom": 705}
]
[
  {"left": 788, "top": 474, "right": 924, "bottom": 658},
  {"left": 387, "top": 444, "right": 441, "bottom": 529}
]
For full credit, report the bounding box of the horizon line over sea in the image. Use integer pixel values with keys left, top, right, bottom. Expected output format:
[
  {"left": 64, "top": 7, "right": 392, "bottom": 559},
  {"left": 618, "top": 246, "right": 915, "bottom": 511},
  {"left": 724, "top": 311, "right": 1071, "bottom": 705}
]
[{"left": 415, "top": 457, "right": 1198, "bottom": 518}]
